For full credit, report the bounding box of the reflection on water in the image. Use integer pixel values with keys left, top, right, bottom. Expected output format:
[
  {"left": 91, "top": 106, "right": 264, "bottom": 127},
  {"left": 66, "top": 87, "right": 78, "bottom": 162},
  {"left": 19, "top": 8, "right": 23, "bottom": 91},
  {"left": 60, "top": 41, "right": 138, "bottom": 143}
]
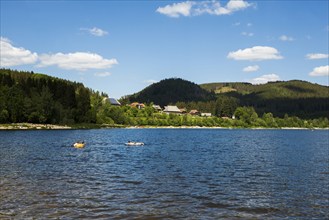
[{"left": 0, "top": 129, "right": 328, "bottom": 219}]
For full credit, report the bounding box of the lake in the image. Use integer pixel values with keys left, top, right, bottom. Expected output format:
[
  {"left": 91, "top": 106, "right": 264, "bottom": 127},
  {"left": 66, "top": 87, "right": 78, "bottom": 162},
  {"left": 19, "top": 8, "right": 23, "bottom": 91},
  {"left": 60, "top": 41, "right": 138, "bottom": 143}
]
[{"left": 0, "top": 129, "right": 328, "bottom": 219}]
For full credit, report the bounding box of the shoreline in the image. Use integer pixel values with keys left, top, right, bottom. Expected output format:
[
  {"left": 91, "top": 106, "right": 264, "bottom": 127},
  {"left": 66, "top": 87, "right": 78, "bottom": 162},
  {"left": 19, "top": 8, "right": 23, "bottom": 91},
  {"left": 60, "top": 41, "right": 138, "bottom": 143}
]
[
  {"left": 0, "top": 123, "right": 328, "bottom": 130},
  {"left": 125, "top": 126, "right": 328, "bottom": 130},
  {"left": 0, "top": 123, "right": 72, "bottom": 130}
]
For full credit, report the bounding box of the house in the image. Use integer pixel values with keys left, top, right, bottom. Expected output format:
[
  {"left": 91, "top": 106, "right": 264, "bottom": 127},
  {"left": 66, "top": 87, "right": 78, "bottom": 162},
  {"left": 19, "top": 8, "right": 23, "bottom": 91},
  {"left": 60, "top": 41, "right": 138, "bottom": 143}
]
[
  {"left": 163, "top": 105, "right": 182, "bottom": 114},
  {"left": 109, "top": 98, "right": 121, "bottom": 106},
  {"left": 201, "top": 113, "right": 212, "bottom": 117},
  {"left": 130, "top": 102, "right": 145, "bottom": 109},
  {"left": 189, "top": 109, "right": 200, "bottom": 116},
  {"left": 152, "top": 105, "right": 162, "bottom": 111},
  {"left": 103, "top": 97, "right": 121, "bottom": 106},
  {"left": 179, "top": 108, "right": 187, "bottom": 114},
  {"left": 138, "top": 103, "right": 145, "bottom": 109}
]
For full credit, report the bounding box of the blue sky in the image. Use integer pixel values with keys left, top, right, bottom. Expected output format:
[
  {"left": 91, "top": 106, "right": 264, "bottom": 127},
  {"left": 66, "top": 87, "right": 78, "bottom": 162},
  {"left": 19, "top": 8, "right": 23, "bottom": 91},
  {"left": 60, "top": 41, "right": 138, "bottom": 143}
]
[{"left": 1, "top": 0, "right": 328, "bottom": 98}]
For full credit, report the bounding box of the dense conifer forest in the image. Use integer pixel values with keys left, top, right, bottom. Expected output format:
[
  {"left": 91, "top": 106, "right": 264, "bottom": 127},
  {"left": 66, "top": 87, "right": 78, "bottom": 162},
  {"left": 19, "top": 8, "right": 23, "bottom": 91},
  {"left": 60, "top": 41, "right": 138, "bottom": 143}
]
[{"left": 0, "top": 69, "right": 96, "bottom": 124}]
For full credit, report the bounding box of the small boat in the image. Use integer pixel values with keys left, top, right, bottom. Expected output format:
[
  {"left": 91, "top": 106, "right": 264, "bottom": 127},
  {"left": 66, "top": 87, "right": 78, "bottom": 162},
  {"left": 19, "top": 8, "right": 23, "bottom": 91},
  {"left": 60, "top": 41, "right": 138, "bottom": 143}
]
[
  {"left": 73, "top": 141, "right": 86, "bottom": 148},
  {"left": 125, "top": 141, "right": 144, "bottom": 146}
]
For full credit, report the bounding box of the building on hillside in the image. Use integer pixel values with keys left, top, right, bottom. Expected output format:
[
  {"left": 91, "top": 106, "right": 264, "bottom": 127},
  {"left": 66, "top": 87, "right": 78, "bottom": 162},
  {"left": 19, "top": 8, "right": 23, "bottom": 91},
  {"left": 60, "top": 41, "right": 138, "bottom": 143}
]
[
  {"left": 130, "top": 102, "right": 138, "bottom": 108},
  {"left": 201, "top": 112, "right": 212, "bottom": 117},
  {"left": 103, "top": 97, "right": 121, "bottom": 106},
  {"left": 163, "top": 105, "right": 182, "bottom": 114},
  {"left": 189, "top": 109, "right": 200, "bottom": 116},
  {"left": 130, "top": 102, "right": 145, "bottom": 109},
  {"left": 179, "top": 108, "right": 187, "bottom": 114},
  {"left": 152, "top": 105, "right": 162, "bottom": 111}
]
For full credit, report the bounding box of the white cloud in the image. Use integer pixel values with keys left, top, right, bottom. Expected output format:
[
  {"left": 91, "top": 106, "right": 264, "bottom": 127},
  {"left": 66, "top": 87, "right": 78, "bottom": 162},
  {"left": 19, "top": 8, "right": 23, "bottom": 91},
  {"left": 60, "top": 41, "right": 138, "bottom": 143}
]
[
  {"left": 309, "top": 65, "right": 329, "bottom": 76},
  {"left": 306, "top": 53, "right": 329, "bottom": 60},
  {"left": 0, "top": 37, "right": 38, "bottom": 67},
  {"left": 156, "top": 0, "right": 252, "bottom": 17},
  {"left": 38, "top": 52, "right": 118, "bottom": 71},
  {"left": 156, "top": 1, "right": 194, "bottom": 18},
  {"left": 0, "top": 37, "right": 118, "bottom": 72},
  {"left": 279, "top": 35, "right": 294, "bottom": 41},
  {"left": 241, "top": 32, "right": 254, "bottom": 37},
  {"left": 195, "top": 1, "right": 230, "bottom": 15},
  {"left": 226, "top": 0, "right": 251, "bottom": 11},
  {"left": 227, "top": 46, "right": 283, "bottom": 61},
  {"left": 250, "top": 74, "right": 280, "bottom": 84},
  {"left": 94, "top": 72, "right": 112, "bottom": 77},
  {"left": 81, "top": 27, "right": 108, "bottom": 37},
  {"left": 243, "top": 65, "right": 259, "bottom": 72}
]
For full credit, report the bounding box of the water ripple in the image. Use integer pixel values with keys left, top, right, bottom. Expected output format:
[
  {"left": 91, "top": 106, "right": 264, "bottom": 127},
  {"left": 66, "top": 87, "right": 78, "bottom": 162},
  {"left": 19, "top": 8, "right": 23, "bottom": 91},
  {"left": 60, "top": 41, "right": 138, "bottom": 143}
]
[{"left": 0, "top": 129, "right": 328, "bottom": 219}]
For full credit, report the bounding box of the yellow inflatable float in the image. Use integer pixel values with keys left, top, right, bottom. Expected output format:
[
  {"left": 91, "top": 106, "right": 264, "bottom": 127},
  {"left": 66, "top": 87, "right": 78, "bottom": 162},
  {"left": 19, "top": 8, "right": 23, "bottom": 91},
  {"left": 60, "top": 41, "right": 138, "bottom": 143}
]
[{"left": 73, "top": 141, "right": 85, "bottom": 148}]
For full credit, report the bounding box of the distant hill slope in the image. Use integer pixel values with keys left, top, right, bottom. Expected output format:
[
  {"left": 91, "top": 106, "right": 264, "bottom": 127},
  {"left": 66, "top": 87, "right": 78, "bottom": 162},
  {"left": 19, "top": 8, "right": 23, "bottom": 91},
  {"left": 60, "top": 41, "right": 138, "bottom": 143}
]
[
  {"left": 200, "top": 80, "right": 329, "bottom": 99},
  {"left": 128, "top": 78, "right": 214, "bottom": 106},
  {"left": 201, "top": 80, "right": 329, "bottom": 118}
]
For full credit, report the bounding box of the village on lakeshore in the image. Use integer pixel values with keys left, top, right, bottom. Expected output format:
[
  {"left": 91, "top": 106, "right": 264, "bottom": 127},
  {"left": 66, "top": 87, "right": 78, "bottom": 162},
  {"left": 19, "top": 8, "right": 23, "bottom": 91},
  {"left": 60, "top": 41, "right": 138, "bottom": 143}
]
[{"left": 105, "top": 97, "right": 217, "bottom": 118}]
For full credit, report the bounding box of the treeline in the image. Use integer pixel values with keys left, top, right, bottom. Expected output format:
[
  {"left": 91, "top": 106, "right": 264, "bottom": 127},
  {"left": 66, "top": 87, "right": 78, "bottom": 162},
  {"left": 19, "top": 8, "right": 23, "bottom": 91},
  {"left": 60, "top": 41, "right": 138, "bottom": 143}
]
[
  {"left": 174, "top": 95, "right": 329, "bottom": 120},
  {"left": 89, "top": 103, "right": 329, "bottom": 128},
  {"left": 175, "top": 95, "right": 239, "bottom": 117},
  {"left": 0, "top": 69, "right": 96, "bottom": 124}
]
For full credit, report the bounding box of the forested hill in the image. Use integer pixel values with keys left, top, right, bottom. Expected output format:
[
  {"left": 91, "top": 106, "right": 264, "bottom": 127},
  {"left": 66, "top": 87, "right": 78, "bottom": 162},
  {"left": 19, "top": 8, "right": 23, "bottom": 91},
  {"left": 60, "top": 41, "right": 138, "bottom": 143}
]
[
  {"left": 200, "top": 80, "right": 328, "bottom": 99},
  {"left": 127, "top": 78, "right": 328, "bottom": 119},
  {"left": 0, "top": 69, "right": 96, "bottom": 124},
  {"left": 127, "top": 78, "right": 215, "bottom": 106},
  {"left": 200, "top": 80, "right": 329, "bottom": 118}
]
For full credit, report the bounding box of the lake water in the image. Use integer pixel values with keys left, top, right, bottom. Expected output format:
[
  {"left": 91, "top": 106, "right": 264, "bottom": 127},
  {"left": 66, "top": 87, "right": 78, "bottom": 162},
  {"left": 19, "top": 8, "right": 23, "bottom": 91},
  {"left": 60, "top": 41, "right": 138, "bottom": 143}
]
[{"left": 0, "top": 129, "right": 328, "bottom": 219}]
